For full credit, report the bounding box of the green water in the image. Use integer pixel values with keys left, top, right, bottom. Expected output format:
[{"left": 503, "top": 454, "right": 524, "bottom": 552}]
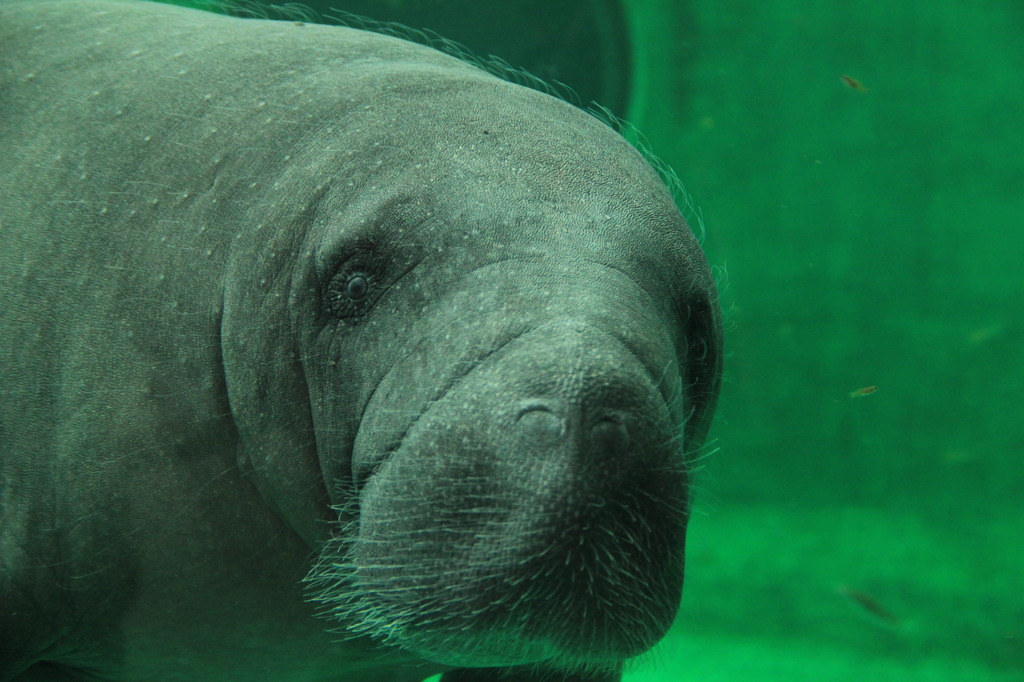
[
  {"left": 149, "top": 1, "right": 1024, "bottom": 679},
  {"left": 619, "top": 1, "right": 1023, "bottom": 680}
]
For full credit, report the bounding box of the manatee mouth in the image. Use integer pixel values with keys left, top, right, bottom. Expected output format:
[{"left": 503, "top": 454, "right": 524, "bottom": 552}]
[
  {"left": 306, "top": 322, "right": 689, "bottom": 671},
  {"left": 307, "top": 454, "right": 687, "bottom": 672}
]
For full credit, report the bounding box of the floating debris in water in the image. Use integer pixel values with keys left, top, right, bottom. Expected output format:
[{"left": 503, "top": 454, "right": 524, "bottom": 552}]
[
  {"left": 837, "top": 585, "right": 900, "bottom": 625},
  {"left": 840, "top": 74, "right": 869, "bottom": 92},
  {"left": 849, "top": 385, "right": 878, "bottom": 398}
]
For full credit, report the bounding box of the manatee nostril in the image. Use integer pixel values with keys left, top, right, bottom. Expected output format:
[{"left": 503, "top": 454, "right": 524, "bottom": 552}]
[
  {"left": 590, "top": 415, "right": 630, "bottom": 453},
  {"left": 515, "top": 401, "right": 565, "bottom": 445}
]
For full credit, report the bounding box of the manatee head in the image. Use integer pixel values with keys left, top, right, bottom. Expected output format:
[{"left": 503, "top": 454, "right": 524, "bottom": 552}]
[{"left": 276, "top": 64, "right": 723, "bottom": 673}]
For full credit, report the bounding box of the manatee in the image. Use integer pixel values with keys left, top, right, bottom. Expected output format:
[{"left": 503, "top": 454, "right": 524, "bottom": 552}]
[{"left": 0, "top": 1, "right": 723, "bottom": 680}]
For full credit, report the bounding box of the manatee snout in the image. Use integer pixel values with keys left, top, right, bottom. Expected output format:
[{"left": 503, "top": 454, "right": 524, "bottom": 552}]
[
  {"left": 320, "top": 322, "right": 689, "bottom": 670},
  {"left": 513, "top": 397, "right": 631, "bottom": 474}
]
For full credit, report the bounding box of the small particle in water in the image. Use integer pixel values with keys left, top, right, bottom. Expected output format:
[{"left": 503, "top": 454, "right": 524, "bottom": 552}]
[
  {"left": 837, "top": 585, "right": 900, "bottom": 625},
  {"left": 840, "top": 74, "right": 869, "bottom": 92},
  {"left": 967, "top": 324, "right": 1002, "bottom": 344},
  {"left": 942, "top": 448, "right": 975, "bottom": 464},
  {"left": 849, "top": 385, "right": 877, "bottom": 398}
]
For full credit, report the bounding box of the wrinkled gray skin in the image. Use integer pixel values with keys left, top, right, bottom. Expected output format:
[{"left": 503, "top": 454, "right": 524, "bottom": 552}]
[{"left": 0, "top": 1, "right": 722, "bottom": 680}]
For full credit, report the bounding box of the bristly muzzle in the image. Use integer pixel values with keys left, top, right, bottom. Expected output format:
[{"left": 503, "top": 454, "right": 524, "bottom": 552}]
[{"left": 305, "top": 436, "right": 688, "bottom": 674}]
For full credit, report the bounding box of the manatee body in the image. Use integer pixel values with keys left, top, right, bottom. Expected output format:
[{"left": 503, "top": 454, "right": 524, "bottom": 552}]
[{"left": 0, "top": 1, "right": 722, "bottom": 680}]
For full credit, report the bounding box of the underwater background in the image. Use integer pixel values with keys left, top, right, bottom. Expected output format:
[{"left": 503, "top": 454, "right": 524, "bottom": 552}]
[{"left": 159, "top": 1, "right": 1023, "bottom": 680}]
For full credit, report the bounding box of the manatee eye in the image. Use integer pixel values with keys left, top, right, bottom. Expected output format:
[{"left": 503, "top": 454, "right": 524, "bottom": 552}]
[
  {"left": 325, "top": 246, "right": 388, "bottom": 321},
  {"left": 345, "top": 273, "right": 369, "bottom": 301},
  {"left": 329, "top": 271, "right": 372, "bottom": 315}
]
